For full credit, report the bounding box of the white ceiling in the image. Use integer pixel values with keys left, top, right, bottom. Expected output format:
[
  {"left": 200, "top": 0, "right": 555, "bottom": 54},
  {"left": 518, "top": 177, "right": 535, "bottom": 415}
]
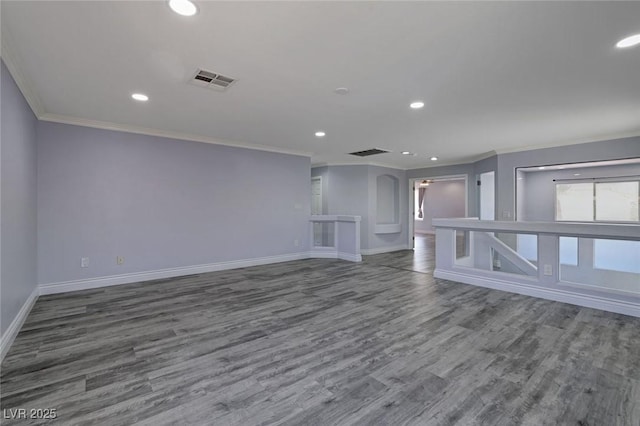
[{"left": 2, "top": 1, "right": 639, "bottom": 169}]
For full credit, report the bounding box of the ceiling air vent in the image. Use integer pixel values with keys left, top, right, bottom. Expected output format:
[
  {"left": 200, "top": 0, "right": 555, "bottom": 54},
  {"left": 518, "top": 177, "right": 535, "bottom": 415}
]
[
  {"left": 190, "top": 69, "right": 236, "bottom": 91},
  {"left": 349, "top": 148, "right": 390, "bottom": 157}
]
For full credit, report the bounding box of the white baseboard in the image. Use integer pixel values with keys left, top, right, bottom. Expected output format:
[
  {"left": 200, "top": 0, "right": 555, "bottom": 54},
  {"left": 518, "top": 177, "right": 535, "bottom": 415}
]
[
  {"left": 361, "top": 245, "right": 411, "bottom": 256},
  {"left": 338, "top": 252, "right": 362, "bottom": 262},
  {"left": 308, "top": 251, "right": 362, "bottom": 262},
  {"left": 434, "top": 269, "right": 640, "bottom": 318},
  {"left": 1, "top": 286, "right": 39, "bottom": 362},
  {"left": 40, "top": 252, "right": 310, "bottom": 295}
]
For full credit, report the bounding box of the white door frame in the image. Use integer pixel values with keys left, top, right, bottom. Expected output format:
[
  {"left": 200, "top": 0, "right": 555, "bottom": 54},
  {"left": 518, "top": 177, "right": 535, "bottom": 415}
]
[{"left": 408, "top": 174, "right": 469, "bottom": 248}]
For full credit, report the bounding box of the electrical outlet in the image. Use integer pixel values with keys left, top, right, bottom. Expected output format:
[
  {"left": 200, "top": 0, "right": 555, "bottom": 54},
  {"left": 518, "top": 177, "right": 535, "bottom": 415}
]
[
  {"left": 81, "top": 257, "right": 89, "bottom": 268},
  {"left": 543, "top": 264, "right": 552, "bottom": 276},
  {"left": 116, "top": 256, "right": 125, "bottom": 265}
]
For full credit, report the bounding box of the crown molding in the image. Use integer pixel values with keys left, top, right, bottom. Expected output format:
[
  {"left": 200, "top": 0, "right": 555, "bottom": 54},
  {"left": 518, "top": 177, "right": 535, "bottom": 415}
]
[
  {"left": 39, "top": 113, "right": 313, "bottom": 158},
  {"left": 312, "top": 156, "right": 492, "bottom": 171},
  {"left": 1, "top": 27, "right": 46, "bottom": 117},
  {"left": 311, "top": 161, "right": 409, "bottom": 171},
  {"left": 468, "top": 150, "right": 498, "bottom": 162},
  {"left": 494, "top": 132, "right": 640, "bottom": 156}
]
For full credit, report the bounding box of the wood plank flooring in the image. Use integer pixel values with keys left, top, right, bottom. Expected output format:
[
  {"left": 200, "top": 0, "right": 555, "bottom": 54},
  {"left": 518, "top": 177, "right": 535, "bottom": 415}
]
[{"left": 2, "top": 235, "right": 639, "bottom": 425}]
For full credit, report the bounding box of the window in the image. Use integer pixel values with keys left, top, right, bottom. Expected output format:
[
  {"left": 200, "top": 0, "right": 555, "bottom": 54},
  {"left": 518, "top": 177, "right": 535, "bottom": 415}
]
[
  {"left": 556, "top": 183, "right": 594, "bottom": 221},
  {"left": 595, "top": 181, "right": 639, "bottom": 221},
  {"left": 556, "top": 180, "right": 639, "bottom": 222},
  {"left": 415, "top": 186, "right": 423, "bottom": 220}
]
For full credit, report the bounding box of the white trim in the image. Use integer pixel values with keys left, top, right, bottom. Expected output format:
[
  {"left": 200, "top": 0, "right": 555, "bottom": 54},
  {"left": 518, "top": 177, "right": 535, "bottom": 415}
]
[
  {"left": 311, "top": 162, "right": 409, "bottom": 170},
  {"left": 434, "top": 269, "right": 640, "bottom": 318},
  {"left": 311, "top": 154, "right": 497, "bottom": 171},
  {"left": 468, "top": 150, "right": 498, "bottom": 163},
  {"left": 432, "top": 218, "right": 640, "bottom": 240},
  {"left": 374, "top": 223, "right": 402, "bottom": 234},
  {"left": 414, "top": 230, "right": 435, "bottom": 235},
  {"left": 409, "top": 180, "right": 415, "bottom": 248},
  {"left": 557, "top": 279, "right": 640, "bottom": 299},
  {"left": 361, "top": 245, "right": 411, "bottom": 255},
  {"left": 309, "top": 250, "right": 362, "bottom": 262},
  {"left": 495, "top": 133, "right": 640, "bottom": 156},
  {"left": 39, "top": 253, "right": 309, "bottom": 295},
  {"left": 1, "top": 31, "right": 46, "bottom": 117},
  {"left": 1, "top": 287, "right": 39, "bottom": 362},
  {"left": 309, "top": 251, "right": 338, "bottom": 259},
  {"left": 38, "top": 113, "right": 312, "bottom": 158},
  {"left": 338, "top": 252, "right": 362, "bottom": 262},
  {"left": 310, "top": 215, "right": 361, "bottom": 223}
]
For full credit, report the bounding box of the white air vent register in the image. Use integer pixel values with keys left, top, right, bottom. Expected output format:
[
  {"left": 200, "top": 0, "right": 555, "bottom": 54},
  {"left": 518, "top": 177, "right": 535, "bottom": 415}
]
[{"left": 190, "top": 69, "right": 236, "bottom": 91}]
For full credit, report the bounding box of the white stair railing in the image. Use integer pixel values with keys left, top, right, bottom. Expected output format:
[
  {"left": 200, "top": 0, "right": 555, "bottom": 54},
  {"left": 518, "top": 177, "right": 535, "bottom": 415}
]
[{"left": 433, "top": 218, "right": 640, "bottom": 317}]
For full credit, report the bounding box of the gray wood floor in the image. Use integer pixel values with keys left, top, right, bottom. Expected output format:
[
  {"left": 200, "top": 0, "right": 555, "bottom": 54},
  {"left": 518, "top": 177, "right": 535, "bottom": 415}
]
[{"left": 2, "top": 235, "right": 639, "bottom": 425}]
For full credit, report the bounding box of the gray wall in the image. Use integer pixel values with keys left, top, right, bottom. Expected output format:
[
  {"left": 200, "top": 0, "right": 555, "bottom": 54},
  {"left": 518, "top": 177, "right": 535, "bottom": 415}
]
[
  {"left": 498, "top": 137, "right": 640, "bottom": 222},
  {"left": 415, "top": 180, "right": 466, "bottom": 234},
  {"left": 325, "top": 165, "right": 370, "bottom": 248},
  {"left": 473, "top": 155, "right": 498, "bottom": 176},
  {"left": 312, "top": 164, "right": 408, "bottom": 251},
  {"left": 1, "top": 60, "right": 38, "bottom": 336},
  {"left": 520, "top": 163, "right": 640, "bottom": 221},
  {"left": 37, "top": 121, "right": 311, "bottom": 285}
]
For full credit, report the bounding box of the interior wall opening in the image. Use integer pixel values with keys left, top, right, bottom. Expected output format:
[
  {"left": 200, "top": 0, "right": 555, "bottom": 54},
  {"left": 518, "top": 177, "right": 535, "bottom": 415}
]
[
  {"left": 514, "top": 158, "right": 640, "bottom": 282},
  {"left": 411, "top": 175, "right": 467, "bottom": 250}
]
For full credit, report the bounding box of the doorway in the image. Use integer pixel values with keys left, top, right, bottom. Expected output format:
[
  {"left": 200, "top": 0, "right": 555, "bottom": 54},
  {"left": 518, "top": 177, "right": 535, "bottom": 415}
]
[
  {"left": 478, "top": 171, "right": 495, "bottom": 220},
  {"left": 409, "top": 175, "right": 468, "bottom": 249}
]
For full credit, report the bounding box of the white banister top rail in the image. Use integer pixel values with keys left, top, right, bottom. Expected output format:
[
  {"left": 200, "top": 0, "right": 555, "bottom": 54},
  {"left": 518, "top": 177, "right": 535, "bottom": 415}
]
[
  {"left": 310, "top": 215, "right": 361, "bottom": 223},
  {"left": 432, "top": 218, "right": 640, "bottom": 240}
]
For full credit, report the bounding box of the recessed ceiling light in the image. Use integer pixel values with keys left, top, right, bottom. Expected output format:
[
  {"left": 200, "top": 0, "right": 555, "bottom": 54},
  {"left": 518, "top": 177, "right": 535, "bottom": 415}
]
[
  {"left": 131, "top": 93, "right": 149, "bottom": 102},
  {"left": 334, "top": 87, "right": 349, "bottom": 95},
  {"left": 169, "top": 0, "right": 198, "bottom": 16},
  {"left": 616, "top": 34, "right": 640, "bottom": 48},
  {"left": 315, "top": 131, "right": 326, "bottom": 137},
  {"left": 430, "top": 156, "right": 438, "bottom": 161},
  {"left": 409, "top": 101, "right": 425, "bottom": 109},
  {"left": 538, "top": 166, "right": 546, "bottom": 170},
  {"left": 402, "top": 151, "right": 411, "bottom": 155}
]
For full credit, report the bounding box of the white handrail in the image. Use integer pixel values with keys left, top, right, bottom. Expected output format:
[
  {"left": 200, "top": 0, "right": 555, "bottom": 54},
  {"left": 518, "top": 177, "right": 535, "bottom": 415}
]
[
  {"left": 432, "top": 218, "right": 640, "bottom": 240},
  {"left": 432, "top": 218, "right": 640, "bottom": 317}
]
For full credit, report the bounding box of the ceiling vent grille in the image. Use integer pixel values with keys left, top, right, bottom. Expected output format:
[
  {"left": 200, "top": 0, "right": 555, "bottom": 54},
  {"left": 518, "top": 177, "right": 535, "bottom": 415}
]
[
  {"left": 190, "top": 69, "right": 236, "bottom": 91},
  {"left": 349, "top": 148, "right": 389, "bottom": 157}
]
